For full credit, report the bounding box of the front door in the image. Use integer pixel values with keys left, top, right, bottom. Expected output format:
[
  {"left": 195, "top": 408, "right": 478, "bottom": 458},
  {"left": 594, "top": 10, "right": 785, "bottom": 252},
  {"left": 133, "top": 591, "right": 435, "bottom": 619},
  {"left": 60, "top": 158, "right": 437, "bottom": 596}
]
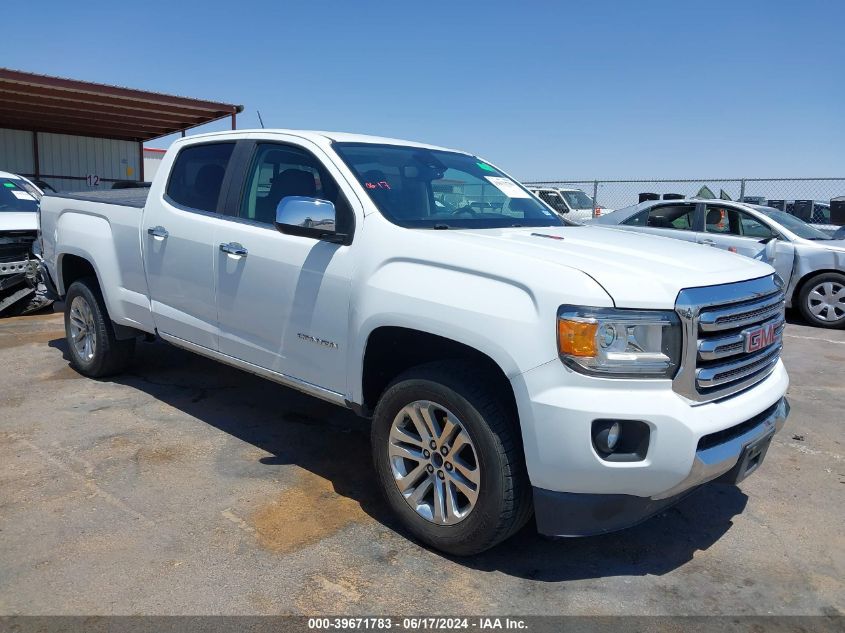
[
  {"left": 214, "top": 138, "right": 358, "bottom": 395},
  {"left": 142, "top": 141, "right": 236, "bottom": 350}
]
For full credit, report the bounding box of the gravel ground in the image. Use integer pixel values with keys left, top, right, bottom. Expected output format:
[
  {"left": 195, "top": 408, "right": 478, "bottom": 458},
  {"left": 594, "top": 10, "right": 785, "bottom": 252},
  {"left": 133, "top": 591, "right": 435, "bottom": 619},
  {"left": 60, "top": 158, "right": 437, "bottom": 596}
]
[{"left": 0, "top": 309, "right": 842, "bottom": 616}]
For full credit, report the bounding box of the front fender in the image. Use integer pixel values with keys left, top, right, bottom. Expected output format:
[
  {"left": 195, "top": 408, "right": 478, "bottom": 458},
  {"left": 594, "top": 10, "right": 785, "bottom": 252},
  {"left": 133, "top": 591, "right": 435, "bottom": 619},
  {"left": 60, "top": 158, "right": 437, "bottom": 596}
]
[{"left": 346, "top": 256, "right": 611, "bottom": 405}]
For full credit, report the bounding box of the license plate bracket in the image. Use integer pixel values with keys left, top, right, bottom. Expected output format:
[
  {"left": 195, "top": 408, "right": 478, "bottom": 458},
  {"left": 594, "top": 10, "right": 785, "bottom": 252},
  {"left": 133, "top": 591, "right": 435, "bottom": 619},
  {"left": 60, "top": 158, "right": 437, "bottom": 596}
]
[{"left": 718, "top": 431, "right": 775, "bottom": 485}]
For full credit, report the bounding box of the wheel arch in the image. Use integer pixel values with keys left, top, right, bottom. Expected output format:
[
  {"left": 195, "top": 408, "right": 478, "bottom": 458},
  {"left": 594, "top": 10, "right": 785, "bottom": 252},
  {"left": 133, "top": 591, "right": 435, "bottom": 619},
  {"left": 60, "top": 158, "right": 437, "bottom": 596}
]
[
  {"left": 58, "top": 252, "right": 100, "bottom": 296},
  {"left": 359, "top": 325, "right": 519, "bottom": 423},
  {"left": 792, "top": 268, "right": 845, "bottom": 305}
]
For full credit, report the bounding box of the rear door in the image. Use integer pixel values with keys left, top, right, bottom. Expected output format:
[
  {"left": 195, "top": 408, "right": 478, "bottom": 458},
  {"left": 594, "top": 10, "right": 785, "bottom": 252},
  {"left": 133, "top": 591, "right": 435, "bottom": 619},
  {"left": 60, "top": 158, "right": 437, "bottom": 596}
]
[
  {"left": 141, "top": 141, "right": 236, "bottom": 349},
  {"left": 212, "top": 136, "right": 359, "bottom": 395},
  {"left": 619, "top": 202, "right": 703, "bottom": 244},
  {"left": 697, "top": 203, "right": 795, "bottom": 282}
]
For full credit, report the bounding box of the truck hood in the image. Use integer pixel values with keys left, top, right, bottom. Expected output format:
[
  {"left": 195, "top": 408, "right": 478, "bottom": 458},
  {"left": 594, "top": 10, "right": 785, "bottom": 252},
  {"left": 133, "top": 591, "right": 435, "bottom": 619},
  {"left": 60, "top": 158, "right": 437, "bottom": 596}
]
[
  {"left": 437, "top": 225, "right": 776, "bottom": 309},
  {"left": 0, "top": 212, "right": 38, "bottom": 232}
]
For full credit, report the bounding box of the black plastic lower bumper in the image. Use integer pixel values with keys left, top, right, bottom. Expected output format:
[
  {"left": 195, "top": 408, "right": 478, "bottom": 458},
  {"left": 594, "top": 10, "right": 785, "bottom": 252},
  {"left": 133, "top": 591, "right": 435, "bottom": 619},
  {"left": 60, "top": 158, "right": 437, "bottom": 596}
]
[{"left": 533, "top": 487, "right": 695, "bottom": 538}]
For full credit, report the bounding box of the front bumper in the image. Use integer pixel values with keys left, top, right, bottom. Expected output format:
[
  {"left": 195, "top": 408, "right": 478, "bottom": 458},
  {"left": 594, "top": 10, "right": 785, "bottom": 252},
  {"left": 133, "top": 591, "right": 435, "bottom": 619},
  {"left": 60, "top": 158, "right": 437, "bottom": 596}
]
[
  {"left": 531, "top": 397, "right": 788, "bottom": 537},
  {"left": 511, "top": 356, "right": 789, "bottom": 536}
]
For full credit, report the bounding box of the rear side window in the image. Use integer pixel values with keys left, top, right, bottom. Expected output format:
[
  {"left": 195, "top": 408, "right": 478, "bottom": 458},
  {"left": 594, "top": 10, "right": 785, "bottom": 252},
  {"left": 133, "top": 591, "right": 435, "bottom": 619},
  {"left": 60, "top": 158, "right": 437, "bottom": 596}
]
[
  {"left": 166, "top": 143, "right": 234, "bottom": 213},
  {"left": 632, "top": 204, "right": 696, "bottom": 230},
  {"left": 537, "top": 191, "right": 569, "bottom": 214},
  {"left": 623, "top": 210, "right": 649, "bottom": 226}
]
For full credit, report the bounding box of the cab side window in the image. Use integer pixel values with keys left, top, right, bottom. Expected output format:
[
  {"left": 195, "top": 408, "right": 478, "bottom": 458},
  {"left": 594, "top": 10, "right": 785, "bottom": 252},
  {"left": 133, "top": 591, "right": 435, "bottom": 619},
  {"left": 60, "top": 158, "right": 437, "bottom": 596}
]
[
  {"left": 166, "top": 143, "right": 234, "bottom": 213},
  {"left": 240, "top": 143, "right": 353, "bottom": 234},
  {"left": 705, "top": 205, "right": 774, "bottom": 238}
]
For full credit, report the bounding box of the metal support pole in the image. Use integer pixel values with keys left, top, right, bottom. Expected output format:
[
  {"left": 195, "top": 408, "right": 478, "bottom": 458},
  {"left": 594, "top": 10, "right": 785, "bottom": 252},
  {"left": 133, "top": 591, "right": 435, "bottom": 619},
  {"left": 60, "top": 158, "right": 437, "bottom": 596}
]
[
  {"left": 592, "top": 180, "right": 599, "bottom": 217},
  {"left": 232, "top": 112, "right": 237, "bottom": 130},
  {"left": 32, "top": 131, "right": 40, "bottom": 179},
  {"left": 138, "top": 142, "right": 145, "bottom": 182},
  {"left": 739, "top": 179, "right": 746, "bottom": 202}
]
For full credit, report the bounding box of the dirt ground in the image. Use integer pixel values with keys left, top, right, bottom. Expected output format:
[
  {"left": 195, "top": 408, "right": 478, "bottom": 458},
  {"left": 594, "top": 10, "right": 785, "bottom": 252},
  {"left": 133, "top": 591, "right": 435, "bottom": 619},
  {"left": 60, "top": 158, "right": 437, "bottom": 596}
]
[{"left": 0, "top": 309, "right": 842, "bottom": 615}]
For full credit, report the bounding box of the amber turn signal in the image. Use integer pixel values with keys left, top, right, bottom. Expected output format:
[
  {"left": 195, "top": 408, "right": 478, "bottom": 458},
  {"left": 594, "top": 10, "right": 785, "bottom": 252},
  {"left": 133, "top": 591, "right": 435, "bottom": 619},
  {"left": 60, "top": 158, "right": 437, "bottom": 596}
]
[{"left": 557, "top": 319, "right": 598, "bottom": 357}]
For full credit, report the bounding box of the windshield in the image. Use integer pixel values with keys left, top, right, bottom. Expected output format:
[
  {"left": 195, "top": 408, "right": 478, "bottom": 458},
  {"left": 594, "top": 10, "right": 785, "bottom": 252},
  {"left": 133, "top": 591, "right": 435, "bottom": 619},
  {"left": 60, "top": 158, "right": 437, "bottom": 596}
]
[
  {"left": 0, "top": 178, "right": 39, "bottom": 212},
  {"left": 333, "top": 143, "right": 565, "bottom": 229},
  {"left": 560, "top": 190, "right": 594, "bottom": 210},
  {"left": 758, "top": 208, "right": 832, "bottom": 240}
]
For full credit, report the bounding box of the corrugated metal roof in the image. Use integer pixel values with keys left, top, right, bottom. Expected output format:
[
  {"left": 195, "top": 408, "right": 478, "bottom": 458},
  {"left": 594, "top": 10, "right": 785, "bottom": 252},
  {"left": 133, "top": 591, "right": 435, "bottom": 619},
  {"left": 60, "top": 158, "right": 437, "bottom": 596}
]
[{"left": 0, "top": 68, "right": 243, "bottom": 142}]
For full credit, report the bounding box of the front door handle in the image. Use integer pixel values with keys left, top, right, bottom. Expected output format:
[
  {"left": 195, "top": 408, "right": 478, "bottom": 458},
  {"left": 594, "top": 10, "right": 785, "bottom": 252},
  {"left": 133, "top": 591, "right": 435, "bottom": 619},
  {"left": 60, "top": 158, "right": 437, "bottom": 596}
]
[
  {"left": 220, "top": 242, "right": 248, "bottom": 257},
  {"left": 147, "top": 225, "right": 169, "bottom": 239},
  {"left": 700, "top": 238, "right": 715, "bottom": 246}
]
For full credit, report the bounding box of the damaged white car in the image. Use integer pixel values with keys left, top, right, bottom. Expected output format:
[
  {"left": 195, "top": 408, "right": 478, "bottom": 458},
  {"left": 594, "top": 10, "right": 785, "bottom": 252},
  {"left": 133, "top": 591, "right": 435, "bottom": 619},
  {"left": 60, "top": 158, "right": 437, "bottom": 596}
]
[{"left": 0, "top": 170, "right": 52, "bottom": 316}]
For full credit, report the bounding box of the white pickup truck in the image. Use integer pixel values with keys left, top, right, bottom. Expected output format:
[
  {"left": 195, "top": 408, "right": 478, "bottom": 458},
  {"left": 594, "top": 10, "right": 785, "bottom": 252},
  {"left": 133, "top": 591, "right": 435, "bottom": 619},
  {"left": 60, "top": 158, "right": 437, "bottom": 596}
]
[{"left": 39, "top": 130, "right": 789, "bottom": 555}]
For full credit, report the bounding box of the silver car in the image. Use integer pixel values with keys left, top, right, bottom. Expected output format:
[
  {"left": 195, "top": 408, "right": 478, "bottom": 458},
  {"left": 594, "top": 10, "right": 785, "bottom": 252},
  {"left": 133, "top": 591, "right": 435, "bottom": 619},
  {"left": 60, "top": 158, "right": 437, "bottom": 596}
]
[{"left": 592, "top": 199, "right": 845, "bottom": 328}]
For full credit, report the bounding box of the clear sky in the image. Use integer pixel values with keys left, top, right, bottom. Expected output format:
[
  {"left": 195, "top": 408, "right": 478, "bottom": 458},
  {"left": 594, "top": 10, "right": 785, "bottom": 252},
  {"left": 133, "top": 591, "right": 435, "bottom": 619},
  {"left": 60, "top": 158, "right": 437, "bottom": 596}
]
[{"left": 3, "top": 0, "right": 843, "bottom": 180}]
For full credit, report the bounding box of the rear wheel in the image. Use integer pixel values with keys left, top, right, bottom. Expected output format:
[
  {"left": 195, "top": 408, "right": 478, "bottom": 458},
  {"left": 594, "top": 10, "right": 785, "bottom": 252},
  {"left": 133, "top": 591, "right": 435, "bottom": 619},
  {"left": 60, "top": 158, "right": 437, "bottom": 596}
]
[
  {"left": 798, "top": 272, "right": 845, "bottom": 329},
  {"left": 64, "top": 277, "right": 135, "bottom": 377},
  {"left": 371, "top": 362, "right": 531, "bottom": 555}
]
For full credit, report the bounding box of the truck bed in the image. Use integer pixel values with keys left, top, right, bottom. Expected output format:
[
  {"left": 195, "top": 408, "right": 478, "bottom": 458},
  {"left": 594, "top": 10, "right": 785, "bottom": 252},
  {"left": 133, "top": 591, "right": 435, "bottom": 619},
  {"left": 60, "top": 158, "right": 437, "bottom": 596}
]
[
  {"left": 39, "top": 186, "right": 155, "bottom": 333},
  {"left": 43, "top": 188, "right": 150, "bottom": 209}
]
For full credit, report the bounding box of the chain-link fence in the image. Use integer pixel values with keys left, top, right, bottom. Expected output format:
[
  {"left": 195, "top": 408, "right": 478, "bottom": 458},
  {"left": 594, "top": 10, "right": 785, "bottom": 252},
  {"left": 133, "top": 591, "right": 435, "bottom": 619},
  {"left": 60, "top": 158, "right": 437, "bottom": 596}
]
[{"left": 523, "top": 178, "right": 845, "bottom": 224}]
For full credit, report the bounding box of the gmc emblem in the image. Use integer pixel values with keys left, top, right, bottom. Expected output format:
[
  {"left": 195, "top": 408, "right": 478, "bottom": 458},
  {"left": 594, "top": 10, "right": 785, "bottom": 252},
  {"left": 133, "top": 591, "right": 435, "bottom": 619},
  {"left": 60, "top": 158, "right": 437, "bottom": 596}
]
[{"left": 744, "top": 322, "right": 779, "bottom": 353}]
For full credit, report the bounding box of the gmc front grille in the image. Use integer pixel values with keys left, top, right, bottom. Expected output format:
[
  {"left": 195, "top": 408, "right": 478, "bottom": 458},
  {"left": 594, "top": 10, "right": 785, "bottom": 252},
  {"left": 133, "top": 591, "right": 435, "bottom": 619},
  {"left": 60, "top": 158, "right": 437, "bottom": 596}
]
[{"left": 673, "top": 274, "right": 785, "bottom": 403}]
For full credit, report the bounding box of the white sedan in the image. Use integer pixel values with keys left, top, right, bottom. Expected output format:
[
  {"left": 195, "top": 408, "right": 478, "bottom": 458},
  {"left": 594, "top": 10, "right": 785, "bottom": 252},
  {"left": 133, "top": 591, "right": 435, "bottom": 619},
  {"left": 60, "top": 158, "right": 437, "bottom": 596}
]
[{"left": 592, "top": 198, "right": 845, "bottom": 328}]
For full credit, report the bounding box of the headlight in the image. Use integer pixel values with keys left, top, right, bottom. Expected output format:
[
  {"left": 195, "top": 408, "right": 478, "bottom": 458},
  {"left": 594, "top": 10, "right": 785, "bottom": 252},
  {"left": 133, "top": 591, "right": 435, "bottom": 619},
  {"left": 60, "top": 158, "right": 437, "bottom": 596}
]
[{"left": 557, "top": 306, "right": 681, "bottom": 378}]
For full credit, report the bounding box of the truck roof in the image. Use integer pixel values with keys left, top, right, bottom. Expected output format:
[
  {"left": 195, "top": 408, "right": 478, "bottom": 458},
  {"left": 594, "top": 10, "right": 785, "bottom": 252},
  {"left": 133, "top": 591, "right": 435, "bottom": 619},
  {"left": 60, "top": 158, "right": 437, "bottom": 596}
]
[{"left": 183, "top": 129, "right": 465, "bottom": 154}]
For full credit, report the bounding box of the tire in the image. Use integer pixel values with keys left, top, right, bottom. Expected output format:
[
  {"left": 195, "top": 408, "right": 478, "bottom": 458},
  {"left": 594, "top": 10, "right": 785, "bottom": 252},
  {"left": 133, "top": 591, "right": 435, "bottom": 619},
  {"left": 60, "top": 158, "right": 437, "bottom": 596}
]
[
  {"left": 797, "top": 272, "right": 845, "bottom": 329},
  {"left": 371, "top": 361, "right": 531, "bottom": 556},
  {"left": 64, "top": 277, "right": 135, "bottom": 377}
]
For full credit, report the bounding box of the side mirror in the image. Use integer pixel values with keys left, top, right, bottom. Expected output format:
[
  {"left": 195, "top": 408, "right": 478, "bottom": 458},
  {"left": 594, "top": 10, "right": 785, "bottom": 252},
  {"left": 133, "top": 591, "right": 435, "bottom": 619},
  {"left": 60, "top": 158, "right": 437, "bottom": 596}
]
[
  {"left": 757, "top": 236, "right": 778, "bottom": 262},
  {"left": 275, "top": 196, "right": 346, "bottom": 243}
]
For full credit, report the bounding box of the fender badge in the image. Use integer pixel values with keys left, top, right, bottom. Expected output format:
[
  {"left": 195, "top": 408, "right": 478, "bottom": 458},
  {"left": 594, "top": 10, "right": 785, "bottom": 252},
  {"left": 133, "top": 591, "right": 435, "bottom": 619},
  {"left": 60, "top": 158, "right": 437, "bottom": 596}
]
[{"left": 297, "top": 333, "right": 338, "bottom": 349}]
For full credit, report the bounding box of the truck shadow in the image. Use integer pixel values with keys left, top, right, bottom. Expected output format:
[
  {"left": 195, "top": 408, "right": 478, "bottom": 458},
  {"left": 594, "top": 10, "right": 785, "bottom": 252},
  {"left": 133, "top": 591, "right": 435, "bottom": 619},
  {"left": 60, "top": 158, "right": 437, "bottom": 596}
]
[
  {"left": 456, "top": 484, "right": 747, "bottom": 581},
  {"left": 48, "top": 336, "right": 749, "bottom": 582}
]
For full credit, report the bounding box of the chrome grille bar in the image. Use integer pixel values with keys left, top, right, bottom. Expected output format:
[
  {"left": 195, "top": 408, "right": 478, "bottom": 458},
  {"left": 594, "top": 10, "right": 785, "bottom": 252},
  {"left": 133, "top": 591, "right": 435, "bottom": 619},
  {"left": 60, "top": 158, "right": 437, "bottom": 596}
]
[
  {"left": 697, "top": 315, "right": 785, "bottom": 361},
  {"left": 698, "top": 292, "right": 785, "bottom": 332},
  {"left": 697, "top": 344, "right": 782, "bottom": 389}
]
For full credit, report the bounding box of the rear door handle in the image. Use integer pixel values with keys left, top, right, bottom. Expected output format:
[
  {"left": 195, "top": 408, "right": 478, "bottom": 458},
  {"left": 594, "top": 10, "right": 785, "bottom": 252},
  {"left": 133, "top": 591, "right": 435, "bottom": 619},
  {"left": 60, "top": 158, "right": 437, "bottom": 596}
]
[
  {"left": 700, "top": 238, "right": 715, "bottom": 246},
  {"left": 220, "top": 242, "right": 248, "bottom": 257},
  {"left": 147, "top": 225, "right": 169, "bottom": 239}
]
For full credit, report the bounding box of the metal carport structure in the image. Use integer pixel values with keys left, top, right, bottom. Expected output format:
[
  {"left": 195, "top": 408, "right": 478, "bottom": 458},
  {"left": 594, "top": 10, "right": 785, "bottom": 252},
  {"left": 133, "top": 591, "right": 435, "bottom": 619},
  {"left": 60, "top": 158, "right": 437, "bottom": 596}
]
[{"left": 0, "top": 67, "right": 243, "bottom": 189}]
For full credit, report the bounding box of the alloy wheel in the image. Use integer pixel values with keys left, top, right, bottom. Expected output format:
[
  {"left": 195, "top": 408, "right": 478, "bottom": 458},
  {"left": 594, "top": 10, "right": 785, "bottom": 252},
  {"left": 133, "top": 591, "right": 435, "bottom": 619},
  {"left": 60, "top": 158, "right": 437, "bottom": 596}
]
[
  {"left": 69, "top": 295, "right": 96, "bottom": 362},
  {"left": 388, "top": 400, "right": 480, "bottom": 525}
]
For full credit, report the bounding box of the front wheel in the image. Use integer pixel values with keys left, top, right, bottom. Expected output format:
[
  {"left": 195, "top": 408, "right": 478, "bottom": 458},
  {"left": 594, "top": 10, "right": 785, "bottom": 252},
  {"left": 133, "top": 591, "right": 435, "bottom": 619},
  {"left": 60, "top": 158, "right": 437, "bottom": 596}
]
[
  {"left": 798, "top": 272, "right": 845, "bottom": 329},
  {"left": 371, "top": 362, "right": 531, "bottom": 555},
  {"left": 64, "top": 277, "right": 135, "bottom": 377}
]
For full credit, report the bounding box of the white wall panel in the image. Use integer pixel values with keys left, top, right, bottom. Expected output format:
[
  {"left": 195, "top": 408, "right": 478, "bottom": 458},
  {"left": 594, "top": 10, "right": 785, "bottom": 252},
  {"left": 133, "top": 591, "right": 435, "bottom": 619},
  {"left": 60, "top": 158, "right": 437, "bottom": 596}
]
[
  {"left": 37, "top": 132, "right": 140, "bottom": 192},
  {"left": 0, "top": 128, "right": 36, "bottom": 175}
]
